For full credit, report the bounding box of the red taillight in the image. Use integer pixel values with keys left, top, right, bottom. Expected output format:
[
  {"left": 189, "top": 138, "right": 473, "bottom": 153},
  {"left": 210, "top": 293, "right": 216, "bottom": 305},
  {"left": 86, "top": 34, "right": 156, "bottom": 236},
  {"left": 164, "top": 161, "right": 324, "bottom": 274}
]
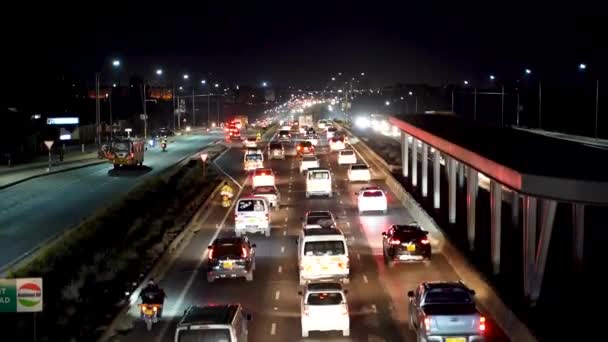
[
  {"left": 297, "top": 146, "right": 301, "bottom": 150},
  {"left": 420, "top": 238, "right": 430, "bottom": 245},
  {"left": 389, "top": 238, "right": 401, "bottom": 245},
  {"left": 479, "top": 316, "right": 486, "bottom": 332},
  {"left": 241, "top": 247, "right": 248, "bottom": 258},
  {"left": 424, "top": 316, "right": 431, "bottom": 333},
  {"left": 208, "top": 248, "right": 214, "bottom": 260}
]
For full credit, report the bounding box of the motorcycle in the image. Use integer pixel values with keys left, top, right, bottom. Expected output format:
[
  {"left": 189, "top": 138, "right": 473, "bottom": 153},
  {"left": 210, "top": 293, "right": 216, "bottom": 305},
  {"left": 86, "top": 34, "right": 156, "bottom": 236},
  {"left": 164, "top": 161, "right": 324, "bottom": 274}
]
[
  {"left": 161, "top": 141, "right": 167, "bottom": 152},
  {"left": 140, "top": 303, "right": 162, "bottom": 331}
]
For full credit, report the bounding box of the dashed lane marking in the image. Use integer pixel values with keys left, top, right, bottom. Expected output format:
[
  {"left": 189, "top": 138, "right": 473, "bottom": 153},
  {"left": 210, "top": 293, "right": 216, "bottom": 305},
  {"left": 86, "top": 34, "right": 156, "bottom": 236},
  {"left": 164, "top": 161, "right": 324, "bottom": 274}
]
[
  {"left": 270, "top": 323, "right": 277, "bottom": 335},
  {"left": 363, "top": 275, "right": 369, "bottom": 284},
  {"left": 278, "top": 266, "right": 282, "bottom": 273},
  {"left": 275, "top": 291, "right": 280, "bottom": 300}
]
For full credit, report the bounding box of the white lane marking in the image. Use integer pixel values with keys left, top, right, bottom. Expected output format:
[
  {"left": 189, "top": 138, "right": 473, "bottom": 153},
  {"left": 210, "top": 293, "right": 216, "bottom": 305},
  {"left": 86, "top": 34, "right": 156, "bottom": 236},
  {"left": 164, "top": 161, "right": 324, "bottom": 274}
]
[
  {"left": 283, "top": 230, "right": 287, "bottom": 236},
  {"left": 288, "top": 189, "right": 292, "bottom": 193},
  {"left": 371, "top": 304, "right": 377, "bottom": 313},
  {"left": 284, "top": 217, "right": 288, "bottom": 222},
  {"left": 357, "top": 253, "right": 361, "bottom": 261},
  {"left": 340, "top": 200, "right": 343, "bottom": 204},
  {"left": 275, "top": 291, "right": 281, "bottom": 300},
  {"left": 278, "top": 266, "right": 282, "bottom": 273},
  {"left": 287, "top": 197, "right": 291, "bottom": 201},
  {"left": 346, "top": 222, "right": 351, "bottom": 227},
  {"left": 270, "top": 323, "right": 277, "bottom": 335},
  {"left": 363, "top": 275, "right": 369, "bottom": 284},
  {"left": 343, "top": 210, "right": 347, "bottom": 215},
  {"left": 155, "top": 177, "right": 248, "bottom": 341},
  {"left": 281, "top": 246, "right": 285, "bottom": 253}
]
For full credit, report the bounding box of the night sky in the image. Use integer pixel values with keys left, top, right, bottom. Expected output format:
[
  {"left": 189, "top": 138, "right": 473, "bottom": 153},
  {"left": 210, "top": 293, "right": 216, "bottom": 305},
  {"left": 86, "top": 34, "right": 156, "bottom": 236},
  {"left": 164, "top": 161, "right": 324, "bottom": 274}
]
[{"left": 6, "top": 1, "right": 602, "bottom": 87}]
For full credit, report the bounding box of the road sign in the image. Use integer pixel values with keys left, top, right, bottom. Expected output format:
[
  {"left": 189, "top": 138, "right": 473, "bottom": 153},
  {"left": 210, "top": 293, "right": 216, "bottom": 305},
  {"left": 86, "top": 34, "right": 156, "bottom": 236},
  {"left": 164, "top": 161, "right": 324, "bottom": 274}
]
[
  {"left": 0, "top": 278, "right": 43, "bottom": 312},
  {"left": 179, "top": 99, "right": 186, "bottom": 113},
  {"left": 200, "top": 153, "right": 209, "bottom": 163},
  {"left": 44, "top": 140, "right": 54, "bottom": 150}
]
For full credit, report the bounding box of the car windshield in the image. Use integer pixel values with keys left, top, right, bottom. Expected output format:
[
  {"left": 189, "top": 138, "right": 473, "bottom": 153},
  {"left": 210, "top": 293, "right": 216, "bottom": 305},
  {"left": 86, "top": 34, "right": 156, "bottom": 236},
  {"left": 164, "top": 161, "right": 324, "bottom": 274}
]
[
  {"left": 351, "top": 165, "right": 368, "bottom": 170},
  {"left": 306, "top": 292, "right": 344, "bottom": 305},
  {"left": 425, "top": 288, "right": 473, "bottom": 304},
  {"left": 112, "top": 142, "right": 131, "bottom": 152},
  {"left": 214, "top": 243, "right": 244, "bottom": 258},
  {"left": 309, "top": 171, "right": 329, "bottom": 180},
  {"left": 245, "top": 154, "right": 262, "bottom": 161},
  {"left": 341, "top": 151, "right": 354, "bottom": 155},
  {"left": 362, "top": 190, "right": 383, "bottom": 197},
  {"left": 237, "top": 199, "right": 265, "bottom": 212},
  {"left": 303, "top": 156, "right": 317, "bottom": 162},
  {"left": 254, "top": 186, "right": 276, "bottom": 194},
  {"left": 177, "top": 328, "right": 231, "bottom": 342},
  {"left": 304, "top": 241, "right": 345, "bottom": 256},
  {"left": 270, "top": 143, "right": 282, "bottom": 149}
]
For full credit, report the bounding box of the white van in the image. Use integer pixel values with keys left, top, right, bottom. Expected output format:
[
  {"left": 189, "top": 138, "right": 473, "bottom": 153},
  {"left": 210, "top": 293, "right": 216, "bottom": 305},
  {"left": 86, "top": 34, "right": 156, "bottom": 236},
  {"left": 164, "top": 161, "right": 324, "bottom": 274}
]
[
  {"left": 297, "top": 228, "right": 349, "bottom": 285},
  {"left": 305, "top": 168, "right": 332, "bottom": 198},
  {"left": 235, "top": 196, "right": 271, "bottom": 237},
  {"left": 243, "top": 153, "right": 264, "bottom": 172}
]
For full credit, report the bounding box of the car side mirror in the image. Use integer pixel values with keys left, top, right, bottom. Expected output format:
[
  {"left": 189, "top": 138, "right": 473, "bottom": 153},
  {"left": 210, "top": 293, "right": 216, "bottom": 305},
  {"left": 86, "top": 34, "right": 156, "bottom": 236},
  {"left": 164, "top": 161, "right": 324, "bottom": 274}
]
[
  {"left": 381, "top": 232, "right": 387, "bottom": 236},
  {"left": 343, "top": 289, "right": 348, "bottom": 295},
  {"left": 469, "top": 289, "right": 476, "bottom": 296},
  {"left": 423, "top": 230, "right": 429, "bottom": 235},
  {"left": 207, "top": 245, "right": 213, "bottom": 249},
  {"left": 251, "top": 244, "right": 257, "bottom": 248},
  {"left": 246, "top": 313, "right": 253, "bottom": 321},
  {"left": 354, "top": 192, "right": 358, "bottom": 195},
  {"left": 407, "top": 291, "right": 414, "bottom": 298},
  {"left": 298, "top": 291, "right": 303, "bottom": 296}
]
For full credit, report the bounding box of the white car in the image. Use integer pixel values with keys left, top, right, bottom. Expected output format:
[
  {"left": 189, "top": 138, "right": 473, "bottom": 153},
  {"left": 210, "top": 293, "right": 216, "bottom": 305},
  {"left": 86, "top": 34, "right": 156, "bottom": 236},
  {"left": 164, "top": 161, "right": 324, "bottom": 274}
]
[
  {"left": 244, "top": 137, "right": 258, "bottom": 148},
  {"left": 305, "top": 135, "right": 319, "bottom": 146},
  {"left": 252, "top": 185, "right": 280, "bottom": 209},
  {"left": 252, "top": 168, "right": 275, "bottom": 188},
  {"left": 306, "top": 168, "right": 332, "bottom": 198},
  {"left": 356, "top": 186, "right": 388, "bottom": 214},
  {"left": 326, "top": 127, "right": 337, "bottom": 139},
  {"left": 337, "top": 150, "right": 357, "bottom": 165},
  {"left": 329, "top": 138, "right": 345, "bottom": 151},
  {"left": 300, "top": 156, "right": 320, "bottom": 174},
  {"left": 300, "top": 283, "right": 350, "bottom": 337},
  {"left": 347, "top": 164, "right": 371, "bottom": 182}
]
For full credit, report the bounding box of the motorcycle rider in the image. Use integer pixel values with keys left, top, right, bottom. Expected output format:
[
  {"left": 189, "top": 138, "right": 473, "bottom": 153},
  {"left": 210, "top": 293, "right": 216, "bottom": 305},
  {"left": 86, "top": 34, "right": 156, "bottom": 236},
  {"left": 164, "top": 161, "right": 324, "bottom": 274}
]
[
  {"left": 220, "top": 182, "right": 234, "bottom": 207},
  {"left": 140, "top": 279, "right": 166, "bottom": 318}
]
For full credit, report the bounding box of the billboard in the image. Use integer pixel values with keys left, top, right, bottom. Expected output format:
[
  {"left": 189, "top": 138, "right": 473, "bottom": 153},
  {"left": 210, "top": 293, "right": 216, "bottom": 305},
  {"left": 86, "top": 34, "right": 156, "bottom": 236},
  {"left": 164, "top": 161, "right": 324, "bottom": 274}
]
[
  {"left": 0, "top": 278, "right": 43, "bottom": 313},
  {"left": 47, "top": 117, "right": 79, "bottom": 125}
]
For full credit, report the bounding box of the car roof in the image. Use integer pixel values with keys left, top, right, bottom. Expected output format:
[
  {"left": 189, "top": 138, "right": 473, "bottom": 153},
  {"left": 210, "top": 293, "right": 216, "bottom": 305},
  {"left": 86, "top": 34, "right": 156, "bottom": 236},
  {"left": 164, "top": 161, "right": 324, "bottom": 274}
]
[
  {"left": 303, "top": 227, "right": 343, "bottom": 236},
  {"left": 306, "top": 282, "right": 343, "bottom": 292},
  {"left": 179, "top": 304, "right": 239, "bottom": 325},
  {"left": 423, "top": 281, "right": 470, "bottom": 291},
  {"left": 307, "top": 167, "right": 329, "bottom": 172},
  {"left": 307, "top": 210, "right": 333, "bottom": 217},
  {"left": 213, "top": 237, "right": 246, "bottom": 245}
]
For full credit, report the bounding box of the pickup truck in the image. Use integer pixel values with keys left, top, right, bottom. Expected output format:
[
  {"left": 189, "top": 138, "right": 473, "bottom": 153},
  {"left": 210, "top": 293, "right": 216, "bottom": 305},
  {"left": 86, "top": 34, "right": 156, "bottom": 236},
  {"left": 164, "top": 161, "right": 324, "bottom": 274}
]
[{"left": 407, "top": 281, "right": 486, "bottom": 342}]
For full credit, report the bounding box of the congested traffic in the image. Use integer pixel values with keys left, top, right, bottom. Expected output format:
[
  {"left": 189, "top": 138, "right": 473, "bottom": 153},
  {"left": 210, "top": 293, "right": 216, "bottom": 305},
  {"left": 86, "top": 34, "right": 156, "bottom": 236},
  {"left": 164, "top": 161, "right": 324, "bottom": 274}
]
[{"left": 162, "top": 117, "right": 492, "bottom": 341}]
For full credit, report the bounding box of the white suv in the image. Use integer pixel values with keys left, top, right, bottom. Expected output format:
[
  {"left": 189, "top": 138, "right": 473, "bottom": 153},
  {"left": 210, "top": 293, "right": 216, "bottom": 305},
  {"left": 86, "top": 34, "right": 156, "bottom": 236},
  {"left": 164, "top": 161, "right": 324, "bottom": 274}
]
[
  {"left": 347, "top": 164, "right": 371, "bottom": 182},
  {"left": 299, "top": 282, "right": 350, "bottom": 337},
  {"left": 356, "top": 186, "right": 388, "bottom": 214},
  {"left": 300, "top": 156, "right": 320, "bottom": 174},
  {"left": 298, "top": 228, "right": 349, "bottom": 285},
  {"left": 337, "top": 149, "right": 357, "bottom": 165}
]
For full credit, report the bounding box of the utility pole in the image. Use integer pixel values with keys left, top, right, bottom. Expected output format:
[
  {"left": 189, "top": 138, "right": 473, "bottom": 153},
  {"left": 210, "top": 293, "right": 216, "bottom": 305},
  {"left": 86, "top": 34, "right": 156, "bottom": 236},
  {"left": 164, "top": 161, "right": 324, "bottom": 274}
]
[
  {"left": 516, "top": 92, "right": 521, "bottom": 126},
  {"left": 473, "top": 88, "right": 477, "bottom": 120},
  {"left": 595, "top": 80, "right": 600, "bottom": 138},
  {"left": 142, "top": 83, "right": 148, "bottom": 141},
  {"left": 192, "top": 87, "right": 196, "bottom": 126},
  {"left": 500, "top": 85, "right": 505, "bottom": 126},
  {"left": 172, "top": 82, "right": 177, "bottom": 131},
  {"left": 109, "top": 86, "right": 113, "bottom": 141},
  {"left": 95, "top": 72, "right": 101, "bottom": 145},
  {"left": 207, "top": 93, "right": 211, "bottom": 126},
  {"left": 538, "top": 81, "right": 542, "bottom": 129},
  {"left": 451, "top": 89, "right": 454, "bottom": 112},
  {"left": 216, "top": 93, "right": 220, "bottom": 123}
]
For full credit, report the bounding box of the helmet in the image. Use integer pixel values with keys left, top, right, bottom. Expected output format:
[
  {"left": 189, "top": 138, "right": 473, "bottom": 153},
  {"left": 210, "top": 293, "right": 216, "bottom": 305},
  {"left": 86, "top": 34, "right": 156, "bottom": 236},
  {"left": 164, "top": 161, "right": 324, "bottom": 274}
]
[{"left": 147, "top": 279, "right": 155, "bottom": 286}]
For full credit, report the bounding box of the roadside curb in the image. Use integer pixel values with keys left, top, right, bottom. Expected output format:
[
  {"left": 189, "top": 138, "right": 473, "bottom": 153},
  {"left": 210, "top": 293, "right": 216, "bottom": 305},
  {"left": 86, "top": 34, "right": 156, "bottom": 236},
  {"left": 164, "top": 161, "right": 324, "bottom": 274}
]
[
  {"left": 344, "top": 128, "right": 538, "bottom": 342},
  {"left": 98, "top": 170, "right": 225, "bottom": 342},
  {"left": 0, "top": 159, "right": 107, "bottom": 190}
]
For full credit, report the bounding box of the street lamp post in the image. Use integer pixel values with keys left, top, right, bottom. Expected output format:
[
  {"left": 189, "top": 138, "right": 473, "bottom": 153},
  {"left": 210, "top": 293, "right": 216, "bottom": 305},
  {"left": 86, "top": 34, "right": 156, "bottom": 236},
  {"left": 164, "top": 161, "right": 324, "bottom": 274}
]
[
  {"left": 95, "top": 72, "right": 101, "bottom": 145},
  {"left": 595, "top": 80, "right": 600, "bottom": 138}
]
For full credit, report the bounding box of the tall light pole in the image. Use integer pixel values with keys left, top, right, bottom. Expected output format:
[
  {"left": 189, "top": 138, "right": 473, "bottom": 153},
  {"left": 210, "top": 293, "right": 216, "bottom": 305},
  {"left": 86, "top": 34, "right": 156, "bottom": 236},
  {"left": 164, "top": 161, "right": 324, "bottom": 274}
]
[
  {"left": 95, "top": 72, "right": 101, "bottom": 145},
  {"left": 109, "top": 61, "right": 121, "bottom": 141},
  {"left": 215, "top": 83, "right": 220, "bottom": 123}
]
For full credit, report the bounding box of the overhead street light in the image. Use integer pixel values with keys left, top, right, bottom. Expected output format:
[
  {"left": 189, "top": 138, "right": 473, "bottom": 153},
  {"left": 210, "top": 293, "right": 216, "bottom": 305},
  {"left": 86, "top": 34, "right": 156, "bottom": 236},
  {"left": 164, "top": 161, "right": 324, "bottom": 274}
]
[
  {"left": 464, "top": 80, "right": 469, "bottom": 85},
  {"left": 489, "top": 75, "right": 496, "bottom": 80},
  {"left": 331, "top": 77, "right": 336, "bottom": 81},
  {"left": 156, "top": 69, "right": 163, "bottom": 75},
  {"left": 360, "top": 72, "right": 365, "bottom": 76},
  {"left": 201, "top": 80, "right": 207, "bottom": 84},
  {"left": 262, "top": 82, "right": 268, "bottom": 87},
  {"left": 578, "top": 63, "right": 587, "bottom": 70},
  {"left": 214, "top": 83, "right": 219, "bottom": 88},
  {"left": 408, "top": 91, "right": 413, "bottom": 95},
  {"left": 183, "top": 74, "right": 189, "bottom": 80},
  {"left": 525, "top": 68, "right": 532, "bottom": 75},
  {"left": 112, "top": 59, "right": 121, "bottom": 67}
]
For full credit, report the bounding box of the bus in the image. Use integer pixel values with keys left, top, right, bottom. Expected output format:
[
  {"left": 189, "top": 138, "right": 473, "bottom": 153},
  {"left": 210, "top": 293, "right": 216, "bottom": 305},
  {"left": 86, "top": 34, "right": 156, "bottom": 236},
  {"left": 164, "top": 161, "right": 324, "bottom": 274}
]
[{"left": 109, "top": 138, "right": 145, "bottom": 169}]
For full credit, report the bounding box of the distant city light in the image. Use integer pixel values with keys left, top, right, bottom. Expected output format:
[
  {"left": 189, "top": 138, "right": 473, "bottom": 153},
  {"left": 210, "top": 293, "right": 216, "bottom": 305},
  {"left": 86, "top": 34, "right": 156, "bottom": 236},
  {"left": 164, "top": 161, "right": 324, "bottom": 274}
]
[
  {"left": 489, "top": 75, "right": 496, "bottom": 80},
  {"left": 214, "top": 83, "right": 219, "bottom": 88},
  {"left": 331, "top": 77, "right": 336, "bottom": 81},
  {"left": 201, "top": 80, "right": 207, "bottom": 84},
  {"left": 112, "top": 83, "right": 117, "bottom": 88},
  {"left": 338, "top": 72, "right": 342, "bottom": 76},
  {"left": 112, "top": 59, "right": 120, "bottom": 67},
  {"left": 183, "top": 74, "right": 189, "bottom": 80},
  {"left": 179, "top": 86, "right": 183, "bottom": 90},
  {"left": 262, "top": 82, "right": 268, "bottom": 87},
  {"left": 408, "top": 91, "right": 413, "bottom": 95},
  {"left": 578, "top": 63, "right": 587, "bottom": 70},
  {"left": 360, "top": 72, "right": 365, "bottom": 76},
  {"left": 525, "top": 68, "right": 532, "bottom": 75},
  {"left": 400, "top": 97, "right": 404, "bottom": 100},
  {"left": 385, "top": 101, "right": 390, "bottom": 106},
  {"left": 156, "top": 69, "right": 163, "bottom": 75},
  {"left": 463, "top": 80, "right": 469, "bottom": 85}
]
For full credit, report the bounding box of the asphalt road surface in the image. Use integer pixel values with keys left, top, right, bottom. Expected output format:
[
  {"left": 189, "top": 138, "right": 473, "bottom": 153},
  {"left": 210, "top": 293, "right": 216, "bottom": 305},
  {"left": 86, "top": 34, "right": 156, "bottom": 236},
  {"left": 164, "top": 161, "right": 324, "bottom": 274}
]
[
  {"left": 115, "top": 133, "right": 509, "bottom": 341},
  {"left": 0, "top": 132, "right": 222, "bottom": 269}
]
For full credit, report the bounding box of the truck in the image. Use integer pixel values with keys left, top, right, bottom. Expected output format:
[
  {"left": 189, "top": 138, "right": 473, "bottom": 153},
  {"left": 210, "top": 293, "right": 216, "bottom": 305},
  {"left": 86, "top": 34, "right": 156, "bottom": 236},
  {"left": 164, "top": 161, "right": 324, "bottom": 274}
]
[
  {"left": 298, "top": 114, "right": 313, "bottom": 129},
  {"left": 108, "top": 138, "right": 145, "bottom": 169},
  {"left": 233, "top": 115, "right": 249, "bottom": 130},
  {"left": 407, "top": 281, "right": 486, "bottom": 342}
]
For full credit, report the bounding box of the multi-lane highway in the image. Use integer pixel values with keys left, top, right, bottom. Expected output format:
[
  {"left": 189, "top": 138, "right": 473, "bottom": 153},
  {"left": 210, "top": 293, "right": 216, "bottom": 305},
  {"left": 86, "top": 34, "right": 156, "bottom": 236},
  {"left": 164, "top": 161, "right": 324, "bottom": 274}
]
[
  {"left": 0, "top": 132, "right": 222, "bottom": 269},
  {"left": 114, "top": 131, "right": 509, "bottom": 341}
]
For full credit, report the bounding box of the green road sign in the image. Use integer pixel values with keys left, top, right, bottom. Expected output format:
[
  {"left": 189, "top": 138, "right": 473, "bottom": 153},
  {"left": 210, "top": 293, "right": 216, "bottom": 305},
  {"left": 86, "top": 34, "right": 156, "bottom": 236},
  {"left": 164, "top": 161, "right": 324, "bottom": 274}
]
[{"left": 0, "top": 278, "right": 43, "bottom": 313}]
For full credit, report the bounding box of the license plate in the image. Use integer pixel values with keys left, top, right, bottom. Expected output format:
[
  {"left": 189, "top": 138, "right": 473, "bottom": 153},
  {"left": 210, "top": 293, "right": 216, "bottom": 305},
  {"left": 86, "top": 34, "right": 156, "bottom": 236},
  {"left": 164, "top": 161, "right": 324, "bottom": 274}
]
[
  {"left": 407, "top": 244, "right": 416, "bottom": 252},
  {"left": 223, "top": 261, "right": 233, "bottom": 269},
  {"left": 445, "top": 338, "right": 466, "bottom": 342},
  {"left": 247, "top": 218, "right": 257, "bottom": 222}
]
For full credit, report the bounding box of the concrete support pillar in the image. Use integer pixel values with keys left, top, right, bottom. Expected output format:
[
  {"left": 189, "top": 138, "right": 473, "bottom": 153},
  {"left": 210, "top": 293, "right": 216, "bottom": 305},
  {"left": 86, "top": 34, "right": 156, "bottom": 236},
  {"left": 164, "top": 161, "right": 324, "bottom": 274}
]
[
  {"left": 523, "top": 196, "right": 537, "bottom": 298},
  {"left": 421, "top": 143, "right": 428, "bottom": 197},
  {"left": 448, "top": 157, "right": 457, "bottom": 224},
  {"left": 411, "top": 138, "right": 418, "bottom": 187},
  {"left": 458, "top": 162, "right": 465, "bottom": 188},
  {"left": 490, "top": 180, "right": 503, "bottom": 274},
  {"left": 530, "top": 199, "right": 557, "bottom": 303},
  {"left": 572, "top": 203, "right": 585, "bottom": 267},
  {"left": 401, "top": 132, "right": 409, "bottom": 178},
  {"left": 433, "top": 150, "right": 440, "bottom": 209},
  {"left": 466, "top": 167, "right": 478, "bottom": 251},
  {"left": 511, "top": 192, "right": 520, "bottom": 228}
]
